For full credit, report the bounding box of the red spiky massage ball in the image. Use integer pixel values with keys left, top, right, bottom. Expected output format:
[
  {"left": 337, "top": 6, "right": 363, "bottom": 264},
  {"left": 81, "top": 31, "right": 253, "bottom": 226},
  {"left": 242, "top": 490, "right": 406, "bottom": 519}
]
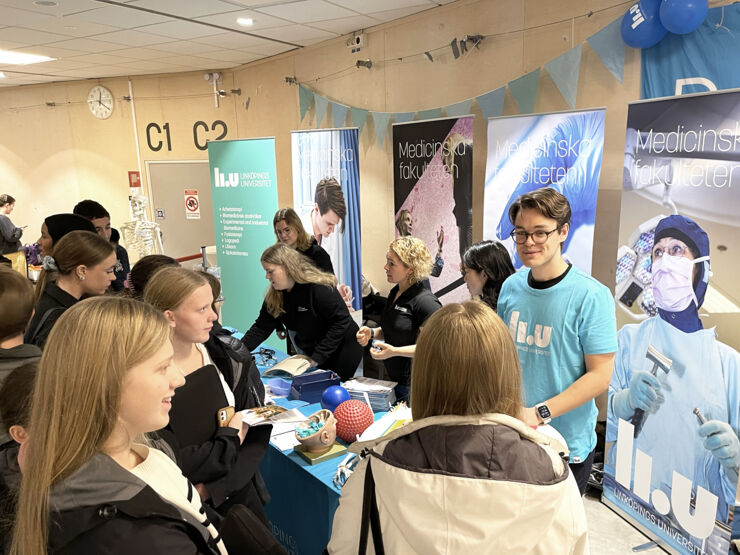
[{"left": 334, "top": 400, "right": 374, "bottom": 443}]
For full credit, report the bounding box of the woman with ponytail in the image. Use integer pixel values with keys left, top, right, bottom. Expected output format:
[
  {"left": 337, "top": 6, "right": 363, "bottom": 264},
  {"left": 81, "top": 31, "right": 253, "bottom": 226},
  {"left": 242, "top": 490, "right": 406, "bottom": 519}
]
[{"left": 24, "top": 230, "right": 115, "bottom": 348}]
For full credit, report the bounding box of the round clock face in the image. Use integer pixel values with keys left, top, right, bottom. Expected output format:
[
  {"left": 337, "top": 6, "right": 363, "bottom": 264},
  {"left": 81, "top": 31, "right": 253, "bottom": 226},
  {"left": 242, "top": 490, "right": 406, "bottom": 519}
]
[{"left": 87, "top": 85, "right": 114, "bottom": 119}]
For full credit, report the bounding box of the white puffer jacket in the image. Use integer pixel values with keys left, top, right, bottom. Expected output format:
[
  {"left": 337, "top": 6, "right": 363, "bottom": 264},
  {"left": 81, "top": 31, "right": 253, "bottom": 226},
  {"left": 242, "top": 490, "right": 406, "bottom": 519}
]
[{"left": 328, "top": 413, "right": 589, "bottom": 555}]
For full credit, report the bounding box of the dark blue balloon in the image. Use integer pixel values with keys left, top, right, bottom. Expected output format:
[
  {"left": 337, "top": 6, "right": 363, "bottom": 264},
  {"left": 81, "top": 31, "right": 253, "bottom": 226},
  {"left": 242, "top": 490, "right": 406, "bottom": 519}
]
[
  {"left": 659, "top": 0, "right": 708, "bottom": 34},
  {"left": 621, "top": 0, "right": 668, "bottom": 48},
  {"left": 321, "top": 385, "right": 350, "bottom": 412}
]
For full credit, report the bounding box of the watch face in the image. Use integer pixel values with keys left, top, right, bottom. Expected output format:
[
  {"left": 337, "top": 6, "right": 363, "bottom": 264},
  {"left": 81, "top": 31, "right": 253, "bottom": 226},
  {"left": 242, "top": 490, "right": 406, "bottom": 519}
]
[
  {"left": 536, "top": 404, "right": 551, "bottom": 420},
  {"left": 87, "top": 85, "right": 114, "bottom": 119}
]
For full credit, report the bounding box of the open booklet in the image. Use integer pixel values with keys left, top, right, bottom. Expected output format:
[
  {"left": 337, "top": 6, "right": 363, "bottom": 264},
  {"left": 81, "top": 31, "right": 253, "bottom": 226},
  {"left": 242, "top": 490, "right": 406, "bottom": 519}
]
[
  {"left": 261, "top": 354, "right": 313, "bottom": 379},
  {"left": 241, "top": 405, "right": 306, "bottom": 427}
]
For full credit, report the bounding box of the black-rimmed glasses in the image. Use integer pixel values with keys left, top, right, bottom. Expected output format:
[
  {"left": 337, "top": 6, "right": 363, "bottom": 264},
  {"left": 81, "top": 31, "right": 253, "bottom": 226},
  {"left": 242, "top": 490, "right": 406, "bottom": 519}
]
[{"left": 510, "top": 227, "right": 560, "bottom": 245}]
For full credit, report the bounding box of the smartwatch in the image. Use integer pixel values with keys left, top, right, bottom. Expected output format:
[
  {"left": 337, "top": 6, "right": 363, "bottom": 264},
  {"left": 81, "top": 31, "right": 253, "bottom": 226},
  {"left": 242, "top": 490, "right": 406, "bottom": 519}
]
[{"left": 534, "top": 403, "right": 552, "bottom": 425}]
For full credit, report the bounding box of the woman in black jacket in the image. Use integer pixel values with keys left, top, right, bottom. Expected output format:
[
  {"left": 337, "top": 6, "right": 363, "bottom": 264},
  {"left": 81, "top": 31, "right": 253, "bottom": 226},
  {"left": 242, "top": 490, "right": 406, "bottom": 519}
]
[
  {"left": 144, "top": 267, "right": 271, "bottom": 522},
  {"left": 273, "top": 207, "right": 333, "bottom": 273},
  {"left": 242, "top": 243, "right": 362, "bottom": 381}
]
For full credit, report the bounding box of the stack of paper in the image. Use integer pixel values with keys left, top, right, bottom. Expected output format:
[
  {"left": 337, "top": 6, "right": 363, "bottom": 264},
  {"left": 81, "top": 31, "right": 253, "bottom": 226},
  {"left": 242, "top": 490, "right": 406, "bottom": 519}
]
[{"left": 343, "top": 377, "right": 398, "bottom": 412}]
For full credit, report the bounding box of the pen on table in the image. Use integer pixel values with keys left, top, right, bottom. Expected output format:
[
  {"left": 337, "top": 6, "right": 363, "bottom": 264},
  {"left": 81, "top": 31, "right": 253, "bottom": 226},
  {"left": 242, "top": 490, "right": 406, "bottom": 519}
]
[{"left": 250, "top": 385, "right": 263, "bottom": 407}]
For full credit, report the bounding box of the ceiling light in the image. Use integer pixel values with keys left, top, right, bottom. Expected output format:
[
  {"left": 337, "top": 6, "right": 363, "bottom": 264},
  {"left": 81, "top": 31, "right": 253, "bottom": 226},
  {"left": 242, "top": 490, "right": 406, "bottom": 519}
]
[
  {"left": 237, "top": 17, "right": 254, "bottom": 27},
  {"left": 0, "top": 72, "right": 5, "bottom": 79},
  {"left": 0, "top": 50, "right": 55, "bottom": 65},
  {"left": 34, "top": 0, "right": 58, "bottom": 6}
]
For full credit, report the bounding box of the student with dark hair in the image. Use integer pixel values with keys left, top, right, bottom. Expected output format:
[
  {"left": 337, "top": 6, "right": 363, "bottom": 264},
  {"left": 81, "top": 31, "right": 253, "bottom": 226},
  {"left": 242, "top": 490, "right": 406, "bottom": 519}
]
[
  {"left": 36, "top": 213, "right": 96, "bottom": 258},
  {"left": 25, "top": 231, "right": 116, "bottom": 348},
  {"left": 0, "top": 267, "right": 41, "bottom": 443},
  {"left": 126, "top": 254, "right": 180, "bottom": 299},
  {"left": 306, "top": 177, "right": 346, "bottom": 245},
  {"left": 0, "top": 194, "right": 25, "bottom": 255},
  {"left": 73, "top": 199, "right": 130, "bottom": 292},
  {"left": 0, "top": 361, "right": 37, "bottom": 552},
  {"left": 497, "top": 187, "right": 616, "bottom": 495},
  {"left": 462, "top": 240, "right": 515, "bottom": 311}
]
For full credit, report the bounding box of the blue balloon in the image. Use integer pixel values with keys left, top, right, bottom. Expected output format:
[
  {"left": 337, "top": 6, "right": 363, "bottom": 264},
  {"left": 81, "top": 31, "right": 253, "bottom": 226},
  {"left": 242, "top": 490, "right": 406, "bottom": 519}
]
[
  {"left": 621, "top": 0, "right": 668, "bottom": 48},
  {"left": 321, "top": 385, "right": 350, "bottom": 412},
  {"left": 659, "top": 0, "right": 708, "bottom": 34}
]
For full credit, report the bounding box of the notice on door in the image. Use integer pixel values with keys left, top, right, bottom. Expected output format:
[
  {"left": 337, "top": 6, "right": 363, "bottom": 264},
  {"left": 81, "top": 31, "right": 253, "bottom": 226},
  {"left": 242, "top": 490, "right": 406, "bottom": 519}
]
[{"left": 185, "top": 189, "right": 200, "bottom": 219}]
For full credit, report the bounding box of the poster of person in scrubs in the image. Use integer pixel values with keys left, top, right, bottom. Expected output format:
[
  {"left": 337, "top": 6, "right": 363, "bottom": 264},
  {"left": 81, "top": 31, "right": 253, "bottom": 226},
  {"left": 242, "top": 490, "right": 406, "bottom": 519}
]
[{"left": 604, "top": 89, "right": 740, "bottom": 555}]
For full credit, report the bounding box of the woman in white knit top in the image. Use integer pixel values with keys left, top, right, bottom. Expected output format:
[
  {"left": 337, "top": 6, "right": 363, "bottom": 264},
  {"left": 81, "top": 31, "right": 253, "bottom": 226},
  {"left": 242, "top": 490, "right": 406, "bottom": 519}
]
[{"left": 9, "top": 297, "right": 228, "bottom": 555}]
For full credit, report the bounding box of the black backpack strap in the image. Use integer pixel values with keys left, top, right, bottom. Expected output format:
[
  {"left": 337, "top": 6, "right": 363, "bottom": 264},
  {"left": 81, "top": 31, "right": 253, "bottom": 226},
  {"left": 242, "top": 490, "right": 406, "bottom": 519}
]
[
  {"left": 27, "top": 306, "right": 65, "bottom": 346},
  {"left": 358, "top": 457, "right": 385, "bottom": 555}
]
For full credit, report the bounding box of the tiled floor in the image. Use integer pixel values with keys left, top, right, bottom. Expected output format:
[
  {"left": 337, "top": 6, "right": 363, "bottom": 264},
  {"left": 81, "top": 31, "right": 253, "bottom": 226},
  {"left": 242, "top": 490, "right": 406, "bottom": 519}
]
[{"left": 584, "top": 491, "right": 664, "bottom": 553}]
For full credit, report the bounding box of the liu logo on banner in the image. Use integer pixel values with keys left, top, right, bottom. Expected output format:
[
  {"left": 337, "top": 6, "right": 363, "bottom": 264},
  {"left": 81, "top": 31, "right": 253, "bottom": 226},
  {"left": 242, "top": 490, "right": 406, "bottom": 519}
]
[
  {"left": 507, "top": 311, "right": 552, "bottom": 348},
  {"left": 614, "top": 418, "right": 717, "bottom": 539},
  {"left": 213, "top": 167, "right": 239, "bottom": 188}
]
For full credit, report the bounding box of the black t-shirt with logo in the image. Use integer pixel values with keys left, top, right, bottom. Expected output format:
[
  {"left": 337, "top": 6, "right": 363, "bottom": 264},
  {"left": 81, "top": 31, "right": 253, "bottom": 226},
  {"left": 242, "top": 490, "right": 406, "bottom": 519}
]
[{"left": 380, "top": 282, "right": 442, "bottom": 385}]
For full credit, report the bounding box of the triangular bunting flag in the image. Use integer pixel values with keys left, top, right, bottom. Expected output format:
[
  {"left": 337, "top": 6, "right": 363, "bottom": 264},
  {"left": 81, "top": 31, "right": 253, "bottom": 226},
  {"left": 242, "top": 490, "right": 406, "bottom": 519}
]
[
  {"left": 587, "top": 17, "right": 625, "bottom": 83},
  {"left": 476, "top": 87, "right": 505, "bottom": 119},
  {"left": 445, "top": 99, "right": 472, "bottom": 117},
  {"left": 418, "top": 108, "right": 442, "bottom": 120},
  {"left": 394, "top": 112, "right": 415, "bottom": 124},
  {"left": 331, "top": 102, "right": 349, "bottom": 128},
  {"left": 509, "top": 69, "right": 540, "bottom": 114},
  {"left": 371, "top": 112, "right": 391, "bottom": 148},
  {"left": 351, "top": 107, "right": 368, "bottom": 133},
  {"left": 298, "top": 84, "right": 313, "bottom": 121},
  {"left": 545, "top": 45, "right": 582, "bottom": 109},
  {"left": 314, "top": 95, "right": 329, "bottom": 128}
]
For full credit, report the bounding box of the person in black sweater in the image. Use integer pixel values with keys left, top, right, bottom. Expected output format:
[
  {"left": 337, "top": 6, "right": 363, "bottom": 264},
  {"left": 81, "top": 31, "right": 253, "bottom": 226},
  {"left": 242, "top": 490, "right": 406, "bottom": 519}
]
[
  {"left": 25, "top": 231, "right": 116, "bottom": 348},
  {"left": 241, "top": 243, "right": 362, "bottom": 381},
  {"left": 461, "top": 240, "right": 515, "bottom": 311},
  {"left": 273, "top": 206, "right": 333, "bottom": 273},
  {"left": 143, "top": 267, "right": 271, "bottom": 523}
]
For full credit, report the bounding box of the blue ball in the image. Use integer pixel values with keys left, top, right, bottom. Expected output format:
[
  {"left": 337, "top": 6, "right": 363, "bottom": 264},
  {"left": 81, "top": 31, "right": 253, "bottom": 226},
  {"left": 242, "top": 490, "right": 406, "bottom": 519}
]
[
  {"left": 321, "top": 385, "right": 351, "bottom": 412},
  {"left": 659, "top": 0, "right": 708, "bottom": 34},
  {"left": 621, "top": 0, "right": 668, "bottom": 49}
]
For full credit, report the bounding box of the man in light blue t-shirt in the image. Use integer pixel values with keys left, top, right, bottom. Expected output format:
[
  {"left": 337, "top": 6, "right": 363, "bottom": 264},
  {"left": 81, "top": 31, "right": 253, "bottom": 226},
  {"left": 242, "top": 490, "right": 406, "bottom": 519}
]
[{"left": 497, "top": 187, "right": 616, "bottom": 495}]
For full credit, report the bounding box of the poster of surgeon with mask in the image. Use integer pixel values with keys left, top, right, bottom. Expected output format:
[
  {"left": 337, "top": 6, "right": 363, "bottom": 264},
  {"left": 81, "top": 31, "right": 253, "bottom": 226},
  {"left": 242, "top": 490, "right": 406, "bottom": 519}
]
[{"left": 604, "top": 89, "right": 740, "bottom": 555}]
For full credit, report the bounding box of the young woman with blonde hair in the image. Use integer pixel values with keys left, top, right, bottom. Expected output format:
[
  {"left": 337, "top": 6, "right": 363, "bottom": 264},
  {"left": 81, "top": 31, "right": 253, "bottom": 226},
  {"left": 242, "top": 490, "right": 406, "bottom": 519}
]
[
  {"left": 273, "top": 207, "right": 333, "bottom": 273},
  {"left": 25, "top": 230, "right": 116, "bottom": 348},
  {"left": 330, "top": 301, "right": 587, "bottom": 554},
  {"left": 9, "top": 296, "right": 230, "bottom": 554},
  {"left": 356, "top": 236, "right": 441, "bottom": 403},
  {"left": 144, "top": 267, "right": 271, "bottom": 522},
  {"left": 241, "top": 243, "right": 362, "bottom": 380}
]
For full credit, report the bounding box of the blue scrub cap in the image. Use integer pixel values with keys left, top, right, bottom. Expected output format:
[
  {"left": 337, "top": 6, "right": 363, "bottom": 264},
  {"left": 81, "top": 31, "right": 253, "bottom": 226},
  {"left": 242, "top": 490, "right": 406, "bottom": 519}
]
[{"left": 654, "top": 214, "right": 710, "bottom": 307}]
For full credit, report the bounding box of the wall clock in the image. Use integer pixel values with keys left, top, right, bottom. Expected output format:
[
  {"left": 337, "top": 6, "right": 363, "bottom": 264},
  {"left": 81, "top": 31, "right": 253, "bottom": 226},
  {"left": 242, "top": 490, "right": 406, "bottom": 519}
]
[{"left": 87, "top": 85, "right": 114, "bottom": 119}]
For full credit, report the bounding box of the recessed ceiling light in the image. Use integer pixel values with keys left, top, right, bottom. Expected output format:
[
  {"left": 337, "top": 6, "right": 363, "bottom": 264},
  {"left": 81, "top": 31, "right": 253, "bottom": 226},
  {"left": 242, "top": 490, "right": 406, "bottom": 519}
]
[
  {"left": 0, "top": 72, "right": 5, "bottom": 79},
  {"left": 0, "top": 50, "right": 55, "bottom": 65},
  {"left": 34, "top": 0, "right": 58, "bottom": 6},
  {"left": 237, "top": 17, "right": 254, "bottom": 27}
]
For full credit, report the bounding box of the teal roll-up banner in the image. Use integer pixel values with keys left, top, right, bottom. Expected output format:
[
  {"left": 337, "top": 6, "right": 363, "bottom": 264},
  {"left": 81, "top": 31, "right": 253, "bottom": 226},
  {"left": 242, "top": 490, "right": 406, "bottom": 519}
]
[{"left": 208, "top": 138, "right": 279, "bottom": 345}]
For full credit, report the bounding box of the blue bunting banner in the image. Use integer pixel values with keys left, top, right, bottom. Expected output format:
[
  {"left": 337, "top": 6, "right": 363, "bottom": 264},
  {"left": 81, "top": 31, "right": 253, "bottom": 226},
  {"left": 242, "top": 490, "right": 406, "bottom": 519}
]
[
  {"left": 444, "top": 99, "right": 473, "bottom": 117},
  {"left": 331, "top": 102, "right": 349, "bottom": 128},
  {"left": 371, "top": 112, "right": 392, "bottom": 148},
  {"left": 586, "top": 17, "right": 625, "bottom": 83},
  {"left": 298, "top": 84, "right": 314, "bottom": 121},
  {"left": 314, "top": 95, "right": 329, "bottom": 128},
  {"left": 418, "top": 108, "right": 443, "bottom": 120},
  {"left": 476, "top": 87, "right": 505, "bottom": 119},
  {"left": 508, "top": 68, "right": 540, "bottom": 114},
  {"left": 394, "top": 112, "right": 415, "bottom": 124},
  {"left": 351, "top": 107, "right": 368, "bottom": 133},
  {"left": 545, "top": 44, "right": 582, "bottom": 109}
]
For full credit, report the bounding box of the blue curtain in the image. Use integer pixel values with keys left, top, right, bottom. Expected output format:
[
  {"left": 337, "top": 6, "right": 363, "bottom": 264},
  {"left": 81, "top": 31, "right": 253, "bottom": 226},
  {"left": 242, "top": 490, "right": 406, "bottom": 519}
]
[{"left": 340, "top": 129, "right": 362, "bottom": 311}]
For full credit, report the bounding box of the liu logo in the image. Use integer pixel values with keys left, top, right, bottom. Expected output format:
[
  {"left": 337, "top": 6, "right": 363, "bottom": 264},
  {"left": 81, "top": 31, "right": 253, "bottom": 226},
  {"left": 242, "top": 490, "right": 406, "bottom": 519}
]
[
  {"left": 614, "top": 418, "right": 717, "bottom": 539},
  {"left": 213, "top": 167, "right": 239, "bottom": 188},
  {"left": 629, "top": 3, "right": 645, "bottom": 29},
  {"left": 507, "top": 311, "right": 552, "bottom": 348}
]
